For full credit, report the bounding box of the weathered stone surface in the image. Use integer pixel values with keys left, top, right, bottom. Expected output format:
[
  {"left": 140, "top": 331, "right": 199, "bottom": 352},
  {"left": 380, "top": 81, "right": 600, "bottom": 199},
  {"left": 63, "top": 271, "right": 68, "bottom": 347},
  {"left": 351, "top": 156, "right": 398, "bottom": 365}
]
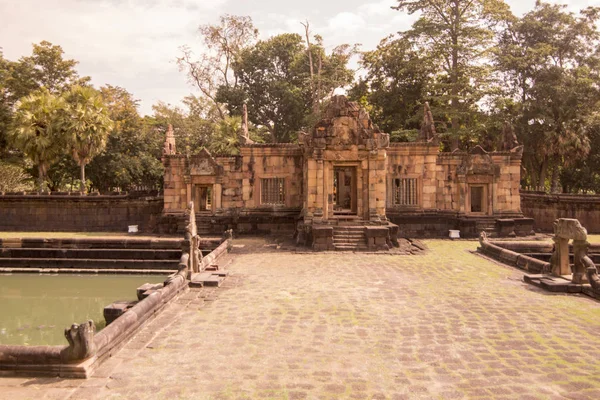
[
  {"left": 555, "top": 218, "right": 588, "bottom": 240},
  {"left": 8, "top": 238, "right": 600, "bottom": 398},
  {"left": 60, "top": 321, "right": 96, "bottom": 363}
]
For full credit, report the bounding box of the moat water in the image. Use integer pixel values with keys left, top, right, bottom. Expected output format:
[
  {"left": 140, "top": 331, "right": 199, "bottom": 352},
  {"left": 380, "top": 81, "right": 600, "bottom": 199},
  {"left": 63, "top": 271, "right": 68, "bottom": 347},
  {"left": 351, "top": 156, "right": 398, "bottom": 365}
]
[{"left": 0, "top": 274, "right": 165, "bottom": 346}]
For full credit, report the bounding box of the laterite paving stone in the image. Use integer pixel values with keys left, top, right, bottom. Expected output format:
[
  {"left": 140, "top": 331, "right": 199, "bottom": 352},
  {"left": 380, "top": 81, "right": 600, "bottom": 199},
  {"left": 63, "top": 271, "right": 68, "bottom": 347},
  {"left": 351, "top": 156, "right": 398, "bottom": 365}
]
[{"left": 2, "top": 238, "right": 600, "bottom": 399}]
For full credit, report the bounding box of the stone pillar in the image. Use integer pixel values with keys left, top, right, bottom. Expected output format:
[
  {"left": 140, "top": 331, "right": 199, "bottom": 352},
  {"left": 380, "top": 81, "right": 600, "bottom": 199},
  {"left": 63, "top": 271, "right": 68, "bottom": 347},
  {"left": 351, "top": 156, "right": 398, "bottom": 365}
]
[
  {"left": 551, "top": 237, "right": 571, "bottom": 277},
  {"left": 314, "top": 159, "right": 324, "bottom": 223},
  {"left": 214, "top": 183, "right": 222, "bottom": 210},
  {"left": 573, "top": 240, "right": 590, "bottom": 284}
]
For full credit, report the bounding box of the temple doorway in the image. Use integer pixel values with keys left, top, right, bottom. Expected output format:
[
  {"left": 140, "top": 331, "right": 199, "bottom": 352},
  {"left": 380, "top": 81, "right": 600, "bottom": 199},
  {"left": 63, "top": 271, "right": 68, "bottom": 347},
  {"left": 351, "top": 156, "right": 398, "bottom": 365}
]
[
  {"left": 193, "top": 185, "right": 212, "bottom": 212},
  {"left": 333, "top": 167, "right": 357, "bottom": 215}
]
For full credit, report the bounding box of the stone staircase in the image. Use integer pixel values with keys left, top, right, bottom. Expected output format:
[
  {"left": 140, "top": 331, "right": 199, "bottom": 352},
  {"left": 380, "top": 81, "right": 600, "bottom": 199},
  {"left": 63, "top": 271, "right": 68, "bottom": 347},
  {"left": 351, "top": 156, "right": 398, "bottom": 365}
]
[
  {"left": 0, "top": 238, "right": 183, "bottom": 272},
  {"left": 332, "top": 226, "right": 367, "bottom": 251},
  {"left": 476, "top": 217, "right": 497, "bottom": 236},
  {"left": 175, "top": 215, "right": 214, "bottom": 236}
]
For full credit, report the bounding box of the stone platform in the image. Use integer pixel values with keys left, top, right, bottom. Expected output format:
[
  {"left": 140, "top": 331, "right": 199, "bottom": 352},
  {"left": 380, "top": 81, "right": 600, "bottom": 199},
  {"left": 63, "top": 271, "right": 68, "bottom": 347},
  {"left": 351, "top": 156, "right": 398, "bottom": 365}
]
[
  {"left": 524, "top": 273, "right": 600, "bottom": 300},
  {"left": 5, "top": 238, "right": 600, "bottom": 399}
]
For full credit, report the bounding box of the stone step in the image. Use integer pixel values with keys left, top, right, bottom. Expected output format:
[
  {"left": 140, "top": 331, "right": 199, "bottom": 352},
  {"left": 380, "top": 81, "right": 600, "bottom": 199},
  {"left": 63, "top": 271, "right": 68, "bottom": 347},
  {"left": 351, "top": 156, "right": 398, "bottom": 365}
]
[
  {"left": 333, "top": 227, "right": 365, "bottom": 232},
  {"left": 0, "top": 258, "right": 179, "bottom": 270},
  {"left": 189, "top": 271, "right": 228, "bottom": 288},
  {"left": 333, "top": 237, "right": 366, "bottom": 243},
  {"left": 332, "top": 233, "right": 365, "bottom": 239},
  {"left": 333, "top": 245, "right": 368, "bottom": 251},
  {"left": 0, "top": 248, "right": 182, "bottom": 260}
]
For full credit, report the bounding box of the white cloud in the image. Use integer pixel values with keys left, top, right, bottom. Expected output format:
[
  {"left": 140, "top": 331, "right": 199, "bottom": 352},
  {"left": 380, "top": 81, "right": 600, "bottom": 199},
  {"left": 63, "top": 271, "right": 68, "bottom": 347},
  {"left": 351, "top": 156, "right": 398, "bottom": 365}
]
[
  {"left": 327, "top": 12, "right": 366, "bottom": 32},
  {"left": 358, "top": 0, "right": 397, "bottom": 17},
  {"left": 0, "top": 0, "right": 228, "bottom": 114},
  {"left": 2, "top": 0, "right": 598, "bottom": 116}
]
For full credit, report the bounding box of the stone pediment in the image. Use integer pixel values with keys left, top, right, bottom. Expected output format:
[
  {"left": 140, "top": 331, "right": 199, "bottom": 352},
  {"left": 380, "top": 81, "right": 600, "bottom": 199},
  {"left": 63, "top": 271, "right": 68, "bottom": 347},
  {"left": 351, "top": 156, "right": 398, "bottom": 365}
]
[
  {"left": 457, "top": 153, "right": 494, "bottom": 176},
  {"left": 189, "top": 149, "right": 221, "bottom": 176},
  {"left": 301, "top": 95, "right": 389, "bottom": 151}
]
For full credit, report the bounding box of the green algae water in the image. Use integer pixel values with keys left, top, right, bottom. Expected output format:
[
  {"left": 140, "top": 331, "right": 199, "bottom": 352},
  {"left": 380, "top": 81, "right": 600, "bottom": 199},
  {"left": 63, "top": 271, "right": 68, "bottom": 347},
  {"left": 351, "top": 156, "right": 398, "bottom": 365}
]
[{"left": 0, "top": 274, "right": 166, "bottom": 346}]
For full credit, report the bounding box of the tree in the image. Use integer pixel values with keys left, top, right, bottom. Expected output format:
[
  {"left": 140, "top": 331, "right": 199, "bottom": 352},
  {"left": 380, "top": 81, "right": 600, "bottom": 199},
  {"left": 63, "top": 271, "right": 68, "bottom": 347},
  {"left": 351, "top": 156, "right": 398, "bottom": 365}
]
[
  {"left": 393, "top": 0, "right": 512, "bottom": 149},
  {"left": 494, "top": 2, "right": 600, "bottom": 191},
  {"left": 0, "top": 161, "right": 33, "bottom": 192},
  {"left": 62, "top": 86, "right": 113, "bottom": 193},
  {"left": 20, "top": 41, "right": 90, "bottom": 94},
  {"left": 207, "top": 116, "right": 241, "bottom": 155},
  {"left": 8, "top": 89, "right": 66, "bottom": 190},
  {"left": 349, "top": 35, "right": 434, "bottom": 135},
  {"left": 1, "top": 42, "right": 90, "bottom": 158},
  {"left": 178, "top": 15, "right": 258, "bottom": 119},
  {"left": 83, "top": 85, "right": 164, "bottom": 192},
  {"left": 217, "top": 32, "right": 355, "bottom": 142},
  {"left": 150, "top": 96, "right": 220, "bottom": 155}
]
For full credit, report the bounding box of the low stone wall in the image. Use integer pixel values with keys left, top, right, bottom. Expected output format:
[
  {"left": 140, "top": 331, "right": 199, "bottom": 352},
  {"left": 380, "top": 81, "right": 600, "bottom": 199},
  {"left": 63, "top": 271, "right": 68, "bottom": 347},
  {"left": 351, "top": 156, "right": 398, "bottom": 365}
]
[
  {"left": 200, "top": 239, "right": 230, "bottom": 270},
  {"left": 0, "top": 193, "right": 163, "bottom": 232},
  {"left": 521, "top": 191, "right": 600, "bottom": 233},
  {"left": 0, "top": 236, "right": 232, "bottom": 378},
  {"left": 478, "top": 238, "right": 550, "bottom": 273},
  {"left": 0, "top": 274, "right": 187, "bottom": 378}
]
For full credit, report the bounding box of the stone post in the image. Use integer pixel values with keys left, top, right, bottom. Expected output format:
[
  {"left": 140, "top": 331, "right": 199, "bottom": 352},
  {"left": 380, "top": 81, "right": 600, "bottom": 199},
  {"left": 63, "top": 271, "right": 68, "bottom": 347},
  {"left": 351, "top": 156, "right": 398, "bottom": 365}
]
[
  {"left": 551, "top": 236, "right": 571, "bottom": 277},
  {"left": 314, "top": 159, "right": 324, "bottom": 223}
]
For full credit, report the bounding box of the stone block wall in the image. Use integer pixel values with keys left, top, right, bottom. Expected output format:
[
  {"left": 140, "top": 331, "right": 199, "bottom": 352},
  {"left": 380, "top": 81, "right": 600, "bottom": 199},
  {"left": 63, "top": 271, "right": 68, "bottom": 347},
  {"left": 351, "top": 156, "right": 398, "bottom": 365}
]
[
  {"left": 521, "top": 191, "right": 600, "bottom": 233},
  {"left": 163, "top": 155, "right": 188, "bottom": 214},
  {"left": 238, "top": 145, "right": 303, "bottom": 210},
  {"left": 0, "top": 194, "right": 163, "bottom": 232},
  {"left": 387, "top": 143, "right": 438, "bottom": 211}
]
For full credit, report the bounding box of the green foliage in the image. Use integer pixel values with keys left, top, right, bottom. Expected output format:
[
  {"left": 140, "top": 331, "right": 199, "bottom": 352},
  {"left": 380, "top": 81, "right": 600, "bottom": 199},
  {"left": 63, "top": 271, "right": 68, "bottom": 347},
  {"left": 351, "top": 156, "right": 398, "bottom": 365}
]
[
  {"left": 207, "top": 116, "right": 241, "bottom": 155},
  {"left": 494, "top": 2, "right": 600, "bottom": 191},
  {"left": 150, "top": 96, "right": 217, "bottom": 155},
  {"left": 390, "top": 129, "right": 419, "bottom": 143},
  {"left": 178, "top": 15, "right": 258, "bottom": 120},
  {"left": 61, "top": 85, "right": 113, "bottom": 192},
  {"left": 8, "top": 89, "right": 67, "bottom": 190},
  {"left": 1, "top": 41, "right": 91, "bottom": 158},
  {"left": 0, "top": 161, "right": 33, "bottom": 192},
  {"left": 217, "top": 31, "right": 355, "bottom": 143},
  {"left": 87, "top": 86, "right": 163, "bottom": 192},
  {"left": 350, "top": 36, "right": 433, "bottom": 134}
]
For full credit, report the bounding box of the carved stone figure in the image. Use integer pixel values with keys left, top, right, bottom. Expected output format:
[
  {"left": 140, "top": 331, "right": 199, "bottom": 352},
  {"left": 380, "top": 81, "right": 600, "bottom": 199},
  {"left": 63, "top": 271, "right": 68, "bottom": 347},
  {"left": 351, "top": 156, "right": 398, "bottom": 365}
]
[
  {"left": 61, "top": 320, "right": 96, "bottom": 362},
  {"left": 163, "top": 124, "right": 177, "bottom": 155},
  {"left": 586, "top": 262, "right": 600, "bottom": 292},
  {"left": 550, "top": 218, "right": 590, "bottom": 282},
  {"left": 478, "top": 230, "right": 488, "bottom": 246},
  {"left": 418, "top": 102, "right": 437, "bottom": 143},
  {"left": 502, "top": 122, "right": 519, "bottom": 151}
]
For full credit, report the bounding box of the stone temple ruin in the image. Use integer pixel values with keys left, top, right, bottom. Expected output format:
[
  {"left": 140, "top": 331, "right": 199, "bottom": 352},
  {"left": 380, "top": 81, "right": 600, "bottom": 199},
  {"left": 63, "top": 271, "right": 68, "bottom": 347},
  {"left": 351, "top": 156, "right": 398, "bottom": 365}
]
[{"left": 162, "top": 95, "right": 530, "bottom": 250}]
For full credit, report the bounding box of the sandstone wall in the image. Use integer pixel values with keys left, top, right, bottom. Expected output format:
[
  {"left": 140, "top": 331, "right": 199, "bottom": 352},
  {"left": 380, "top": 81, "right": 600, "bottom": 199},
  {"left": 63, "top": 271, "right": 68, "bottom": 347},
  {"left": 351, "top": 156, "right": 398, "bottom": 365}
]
[
  {"left": 237, "top": 145, "right": 303, "bottom": 210},
  {"left": 0, "top": 194, "right": 162, "bottom": 232},
  {"left": 163, "top": 155, "right": 188, "bottom": 213},
  {"left": 387, "top": 143, "right": 439, "bottom": 211},
  {"left": 521, "top": 191, "right": 600, "bottom": 233}
]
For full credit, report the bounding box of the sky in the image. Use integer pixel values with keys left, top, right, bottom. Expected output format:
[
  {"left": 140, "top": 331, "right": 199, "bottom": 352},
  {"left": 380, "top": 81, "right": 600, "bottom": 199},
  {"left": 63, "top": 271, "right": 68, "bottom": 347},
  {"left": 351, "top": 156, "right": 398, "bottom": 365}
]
[{"left": 0, "top": 0, "right": 596, "bottom": 115}]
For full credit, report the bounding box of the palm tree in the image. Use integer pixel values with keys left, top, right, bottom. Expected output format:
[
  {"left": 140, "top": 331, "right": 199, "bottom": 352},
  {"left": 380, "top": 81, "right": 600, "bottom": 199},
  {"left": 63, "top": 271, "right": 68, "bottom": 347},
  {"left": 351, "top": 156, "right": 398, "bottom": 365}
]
[
  {"left": 9, "top": 89, "right": 65, "bottom": 191},
  {"left": 63, "top": 86, "right": 113, "bottom": 193}
]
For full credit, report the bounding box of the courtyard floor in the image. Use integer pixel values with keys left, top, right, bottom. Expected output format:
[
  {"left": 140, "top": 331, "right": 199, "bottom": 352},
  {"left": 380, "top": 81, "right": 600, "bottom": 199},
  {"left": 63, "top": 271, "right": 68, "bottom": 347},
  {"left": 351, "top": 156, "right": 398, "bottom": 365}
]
[{"left": 2, "top": 238, "right": 600, "bottom": 399}]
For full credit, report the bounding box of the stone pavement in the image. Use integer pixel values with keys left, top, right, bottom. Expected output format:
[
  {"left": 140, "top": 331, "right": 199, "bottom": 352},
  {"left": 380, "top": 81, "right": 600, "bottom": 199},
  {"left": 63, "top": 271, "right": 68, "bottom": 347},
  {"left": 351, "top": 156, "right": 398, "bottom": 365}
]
[{"left": 3, "top": 238, "right": 600, "bottom": 399}]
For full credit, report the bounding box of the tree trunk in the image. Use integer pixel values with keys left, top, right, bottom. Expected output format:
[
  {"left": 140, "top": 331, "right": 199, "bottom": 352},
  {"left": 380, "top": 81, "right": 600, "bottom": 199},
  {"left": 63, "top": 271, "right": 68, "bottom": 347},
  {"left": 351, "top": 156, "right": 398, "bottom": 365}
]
[
  {"left": 38, "top": 164, "right": 44, "bottom": 193},
  {"left": 538, "top": 156, "right": 548, "bottom": 192},
  {"left": 450, "top": 2, "right": 460, "bottom": 151},
  {"left": 302, "top": 21, "right": 319, "bottom": 115},
  {"left": 550, "top": 158, "right": 560, "bottom": 193},
  {"left": 80, "top": 162, "right": 86, "bottom": 194}
]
